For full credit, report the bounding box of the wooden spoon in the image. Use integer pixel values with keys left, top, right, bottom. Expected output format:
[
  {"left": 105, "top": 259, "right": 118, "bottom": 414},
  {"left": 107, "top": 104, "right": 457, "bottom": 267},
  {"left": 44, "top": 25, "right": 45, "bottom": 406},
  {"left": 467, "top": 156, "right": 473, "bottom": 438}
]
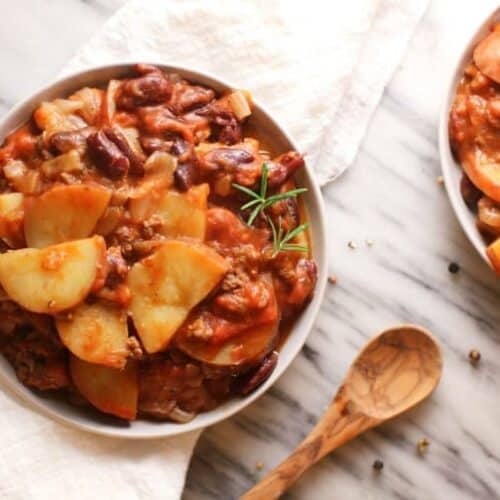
[{"left": 241, "top": 324, "right": 442, "bottom": 500}]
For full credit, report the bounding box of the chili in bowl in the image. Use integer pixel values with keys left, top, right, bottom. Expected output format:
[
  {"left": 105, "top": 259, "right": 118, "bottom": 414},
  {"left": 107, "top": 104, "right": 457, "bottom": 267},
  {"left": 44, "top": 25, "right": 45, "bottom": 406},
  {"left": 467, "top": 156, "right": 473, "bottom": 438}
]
[
  {"left": 441, "top": 7, "right": 500, "bottom": 275},
  {"left": 0, "top": 63, "right": 327, "bottom": 438}
]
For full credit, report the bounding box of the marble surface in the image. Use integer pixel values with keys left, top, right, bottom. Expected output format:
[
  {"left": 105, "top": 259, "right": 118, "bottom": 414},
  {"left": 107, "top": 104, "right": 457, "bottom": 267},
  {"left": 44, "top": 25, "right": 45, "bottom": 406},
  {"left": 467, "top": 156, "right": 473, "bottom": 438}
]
[{"left": 0, "top": 1, "right": 499, "bottom": 499}]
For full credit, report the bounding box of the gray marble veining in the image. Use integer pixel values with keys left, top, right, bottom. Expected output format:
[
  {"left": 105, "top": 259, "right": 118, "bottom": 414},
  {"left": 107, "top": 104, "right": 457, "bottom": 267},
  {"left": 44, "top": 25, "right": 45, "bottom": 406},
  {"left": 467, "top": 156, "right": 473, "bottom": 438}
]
[{"left": 0, "top": 1, "right": 498, "bottom": 499}]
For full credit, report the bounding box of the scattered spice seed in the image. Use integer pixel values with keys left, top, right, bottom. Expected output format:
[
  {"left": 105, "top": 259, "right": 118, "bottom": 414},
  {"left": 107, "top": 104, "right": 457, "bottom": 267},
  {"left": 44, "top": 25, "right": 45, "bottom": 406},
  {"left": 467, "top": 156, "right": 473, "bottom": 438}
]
[
  {"left": 47, "top": 300, "right": 56, "bottom": 309},
  {"left": 365, "top": 239, "right": 374, "bottom": 247},
  {"left": 448, "top": 262, "right": 460, "bottom": 274},
  {"left": 372, "top": 459, "right": 384, "bottom": 471},
  {"left": 417, "top": 438, "right": 430, "bottom": 455},
  {"left": 328, "top": 275, "right": 337, "bottom": 285},
  {"left": 256, "top": 462, "right": 264, "bottom": 470},
  {"left": 469, "top": 349, "right": 481, "bottom": 364},
  {"left": 437, "top": 175, "right": 444, "bottom": 185},
  {"left": 348, "top": 241, "right": 357, "bottom": 249}
]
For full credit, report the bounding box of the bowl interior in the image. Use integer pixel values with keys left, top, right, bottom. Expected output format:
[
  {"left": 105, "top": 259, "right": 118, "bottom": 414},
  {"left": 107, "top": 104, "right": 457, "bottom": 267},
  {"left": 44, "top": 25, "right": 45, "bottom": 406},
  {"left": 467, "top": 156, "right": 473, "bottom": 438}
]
[
  {"left": 0, "top": 64, "right": 327, "bottom": 438},
  {"left": 439, "top": 8, "right": 500, "bottom": 268}
]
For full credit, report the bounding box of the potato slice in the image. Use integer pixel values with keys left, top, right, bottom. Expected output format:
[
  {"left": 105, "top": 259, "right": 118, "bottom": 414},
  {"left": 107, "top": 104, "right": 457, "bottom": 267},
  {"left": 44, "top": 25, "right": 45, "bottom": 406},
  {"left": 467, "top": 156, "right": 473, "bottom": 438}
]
[
  {"left": 474, "top": 30, "right": 500, "bottom": 84},
  {"left": 24, "top": 184, "right": 111, "bottom": 248},
  {"left": 486, "top": 238, "right": 500, "bottom": 276},
  {"left": 127, "top": 151, "right": 176, "bottom": 200},
  {"left": 130, "top": 184, "right": 209, "bottom": 240},
  {"left": 0, "top": 236, "right": 106, "bottom": 313},
  {"left": 463, "top": 151, "right": 500, "bottom": 204},
  {"left": 176, "top": 276, "right": 279, "bottom": 367},
  {"left": 128, "top": 240, "right": 228, "bottom": 353},
  {"left": 177, "top": 320, "right": 278, "bottom": 367},
  {"left": 40, "top": 150, "right": 85, "bottom": 179},
  {"left": 0, "top": 193, "right": 24, "bottom": 245},
  {"left": 70, "top": 356, "right": 138, "bottom": 420},
  {"left": 56, "top": 302, "right": 129, "bottom": 369}
]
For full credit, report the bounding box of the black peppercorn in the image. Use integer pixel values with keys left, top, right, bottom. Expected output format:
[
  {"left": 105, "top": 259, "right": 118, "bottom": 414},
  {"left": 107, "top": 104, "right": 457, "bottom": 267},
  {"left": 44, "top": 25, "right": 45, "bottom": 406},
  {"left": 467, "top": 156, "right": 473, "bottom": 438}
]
[
  {"left": 372, "top": 459, "right": 384, "bottom": 471},
  {"left": 448, "top": 262, "right": 460, "bottom": 274}
]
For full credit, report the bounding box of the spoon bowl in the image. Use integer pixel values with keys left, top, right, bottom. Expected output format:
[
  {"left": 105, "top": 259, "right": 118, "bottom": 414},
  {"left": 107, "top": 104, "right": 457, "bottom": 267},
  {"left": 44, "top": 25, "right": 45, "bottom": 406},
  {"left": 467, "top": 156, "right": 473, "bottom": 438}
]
[
  {"left": 242, "top": 324, "right": 442, "bottom": 500},
  {"left": 346, "top": 325, "right": 442, "bottom": 419}
]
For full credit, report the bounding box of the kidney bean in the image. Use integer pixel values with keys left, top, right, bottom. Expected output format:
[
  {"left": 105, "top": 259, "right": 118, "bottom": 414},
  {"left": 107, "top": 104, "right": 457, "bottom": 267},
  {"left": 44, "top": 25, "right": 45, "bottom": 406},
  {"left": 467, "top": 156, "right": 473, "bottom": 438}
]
[
  {"left": 239, "top": 351, "right": 278, "bottom": 395},
  {"left": 140, "top": 136, "right": 172, "bottom": 155},
  {"left": 267, "top": 152, "right": 305, "bottom": 188},
  {"left": 202, "top": 147, "right": 254, "bottom": 171},
  {"left": 48, "top": 127, "right": 96, "bottom": 154},
  {"left": 174, "top": 162, "right": 197, "bottom": 191},
  {"left": 197, "top": 104, "right": 242, "bottom": 144},
  {"left": 169, "top": 85, "right": 215, "bottom": 114},
  {"left": 266, "top": 195, "right": 300, "bottom": 232},
  {"left": 103, "top": 127, "right": 145, "bottom": 176},
  {"left": 87, "top": 130, "right": 129, "bottom": 179},
  {"left": 460, "top": 173, "right": 482, "bottom": 210},
  {"left": 288, "top": 259, "right": 317, "bottom": 307},
  {"left": 117, "top": 70, "right": 172, "bottom": 110}
]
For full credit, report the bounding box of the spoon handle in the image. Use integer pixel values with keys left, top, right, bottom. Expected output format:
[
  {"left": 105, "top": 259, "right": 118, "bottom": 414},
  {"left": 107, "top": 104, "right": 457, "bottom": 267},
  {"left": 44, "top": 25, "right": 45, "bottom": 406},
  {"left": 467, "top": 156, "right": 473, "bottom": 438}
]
[{"left": 240, "top": 389, "right": 376, "bottom": 500}]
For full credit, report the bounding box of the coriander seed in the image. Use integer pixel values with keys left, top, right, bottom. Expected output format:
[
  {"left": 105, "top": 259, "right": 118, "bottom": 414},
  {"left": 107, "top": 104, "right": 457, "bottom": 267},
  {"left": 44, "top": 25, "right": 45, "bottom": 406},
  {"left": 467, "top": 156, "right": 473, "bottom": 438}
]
[
  {"left": 348, "top": 241, "right": 357, "bottom": 249},
  {"left": 417, "top": 438, "right": 430, "bottom": 455},
  {"left": 469, "top": 349, "right": 481, "bottom": 364},
  {"left": 328, "top": 275, "right": 337, "bottom": 285}
]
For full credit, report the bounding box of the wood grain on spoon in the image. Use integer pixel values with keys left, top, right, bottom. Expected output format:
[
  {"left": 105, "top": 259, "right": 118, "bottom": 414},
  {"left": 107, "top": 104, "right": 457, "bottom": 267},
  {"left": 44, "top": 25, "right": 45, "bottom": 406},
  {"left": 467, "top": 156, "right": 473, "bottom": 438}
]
[{"left": 241, "top": 324, "right": 442, "bottom": 500}]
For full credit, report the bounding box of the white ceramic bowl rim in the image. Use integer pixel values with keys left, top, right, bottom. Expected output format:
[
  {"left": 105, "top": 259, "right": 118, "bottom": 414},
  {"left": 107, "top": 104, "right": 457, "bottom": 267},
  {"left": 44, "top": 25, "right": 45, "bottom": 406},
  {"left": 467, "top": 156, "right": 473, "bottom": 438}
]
[
  {"left": 0, "top": 62, "right": 327, "bottom": 439},
  {"left": 438, "top": 7, "right": 500, "bottom": 269}
]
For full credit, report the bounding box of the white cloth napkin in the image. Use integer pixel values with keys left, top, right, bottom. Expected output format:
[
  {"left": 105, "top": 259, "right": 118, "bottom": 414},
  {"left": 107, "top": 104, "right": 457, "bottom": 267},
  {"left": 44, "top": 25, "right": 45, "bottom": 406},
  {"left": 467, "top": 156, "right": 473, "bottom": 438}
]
[{"left": 0, "top": 1, "right": 427, "bottom": 499}]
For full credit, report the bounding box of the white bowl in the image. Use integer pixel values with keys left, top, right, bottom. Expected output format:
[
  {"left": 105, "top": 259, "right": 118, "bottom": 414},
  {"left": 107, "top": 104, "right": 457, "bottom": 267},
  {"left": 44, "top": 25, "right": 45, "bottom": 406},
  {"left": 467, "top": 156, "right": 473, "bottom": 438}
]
[
  {"left": 0, "top": 64, "right": 327, "bottom": 439},
  {"left": 439, "top": 8, "right": 500, "bottom": 269}
]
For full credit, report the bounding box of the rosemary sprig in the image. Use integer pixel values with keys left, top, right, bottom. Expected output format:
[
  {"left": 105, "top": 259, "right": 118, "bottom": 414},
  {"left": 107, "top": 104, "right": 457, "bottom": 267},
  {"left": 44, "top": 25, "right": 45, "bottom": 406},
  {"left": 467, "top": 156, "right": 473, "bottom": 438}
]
[
  {"left": 268, "top": 216, "right": 309, "bottom": 257},
  {"left": 232, "top": 163, "right": 308, "bottom": 226}
]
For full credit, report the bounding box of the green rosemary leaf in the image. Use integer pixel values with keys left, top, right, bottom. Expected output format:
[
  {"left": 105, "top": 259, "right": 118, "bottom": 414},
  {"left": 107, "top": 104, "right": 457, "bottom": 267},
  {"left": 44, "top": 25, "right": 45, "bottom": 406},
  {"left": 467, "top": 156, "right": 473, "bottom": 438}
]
[
  {"left": 264, "top": 188, "right": 308, "bottom": 206},
  {"left": 232, "top": 183, "right": 261, "bottom": 199},
  {"left": 240, "top": 198, "right": 263, "bottom": 210},
  {"left": 268, "top": 216, "right": 279, "bottom": 255},
  {"left": 260, "top": 163, "right": 268, "bottom": 198},
  {"left": 247, "top": 204, "right": 262, "bottom": 225},
  {"left": 280, "top": 223, "right": 309, "bottom": 245},
  {"left": 281, "top": 244, "right": 308, "bottom": 253}
]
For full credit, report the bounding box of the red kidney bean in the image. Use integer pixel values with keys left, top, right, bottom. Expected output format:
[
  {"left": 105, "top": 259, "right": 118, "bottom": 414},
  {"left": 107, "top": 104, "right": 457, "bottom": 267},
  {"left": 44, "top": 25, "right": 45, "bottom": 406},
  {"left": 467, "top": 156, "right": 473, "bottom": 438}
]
[
  {"left": 239, "top": 351, "right": 278, "bottom": 395},
  {"left": 267, "top": 152, "right": 305, "bottom": 188},
  {"left": 460, "top": 173, "right": 482, "bottom": 210},
  {"left": 169, "top": 85, "right": 215, "bottom": 114},
  {"left": 117, "top": 70, "right": 172, "bottom": 110},
  {"left": 49, "top": 127, "right": 96, "bottom": 154},
  {"left": 103, "top": 127, "right": 145, "bottom": 176},
  {"left": 87, "top": 130, "right": 129, "bottom": 179},
  {"left": 202, "top": 147, "right": 254, "bottom": 171}
]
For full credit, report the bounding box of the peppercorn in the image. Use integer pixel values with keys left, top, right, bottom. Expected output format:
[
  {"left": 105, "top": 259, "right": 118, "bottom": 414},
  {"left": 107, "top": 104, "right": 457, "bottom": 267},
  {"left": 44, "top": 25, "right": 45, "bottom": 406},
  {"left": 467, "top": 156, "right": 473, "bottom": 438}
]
[
  {"left": 448, "top": 262, "right": 460, "bottom": 274},
  {"left": 372, "top": 459, "right": 384, "bottom": 471},
  {"left": 469, "top": 349, "right": 481, "bottom": 364}
]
